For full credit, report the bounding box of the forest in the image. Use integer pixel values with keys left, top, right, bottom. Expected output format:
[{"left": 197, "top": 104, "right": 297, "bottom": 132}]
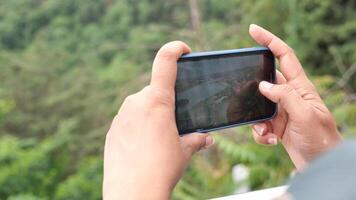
[{"left": 0, "top": 0, "right": 355, "bottom": 199}]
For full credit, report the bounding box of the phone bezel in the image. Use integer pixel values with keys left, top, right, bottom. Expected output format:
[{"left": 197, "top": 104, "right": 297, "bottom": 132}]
[{"left": 175, "top": 46, "right": 277, "bottom": 135}]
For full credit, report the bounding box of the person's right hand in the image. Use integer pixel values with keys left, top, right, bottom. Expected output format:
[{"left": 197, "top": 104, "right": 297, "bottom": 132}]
[{"left": 249, "top": 24, "right": 342, "bottom": 170}]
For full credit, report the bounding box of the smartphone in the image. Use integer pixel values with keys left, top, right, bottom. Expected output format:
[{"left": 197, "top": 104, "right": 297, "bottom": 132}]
[{"left": 175, "top": 47, "right": 276, "bottom": 135}]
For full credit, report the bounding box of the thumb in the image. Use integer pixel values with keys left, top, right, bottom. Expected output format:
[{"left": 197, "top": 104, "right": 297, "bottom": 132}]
[
  {"left": 180, "top": 133, "right": 214, "bottom": 158},
  {"left": 259, "top": 81, "right": 306, "bottom": 119}
]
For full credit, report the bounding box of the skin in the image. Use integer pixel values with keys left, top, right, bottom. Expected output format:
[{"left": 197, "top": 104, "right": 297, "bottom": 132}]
[
  {"left": 103, "top": 24, "right": 341, "bottom": 199},
  {"left": 103, "top": 41, "right": 214, "bottom": 200},
  {"left": 249, "top": 24, "right": 341, "bottom": 170}
]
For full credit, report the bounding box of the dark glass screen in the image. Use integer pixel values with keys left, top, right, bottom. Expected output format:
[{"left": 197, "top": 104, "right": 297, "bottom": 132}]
[{"left": 175, "top": 50, "right": 276, "bottom": 134}]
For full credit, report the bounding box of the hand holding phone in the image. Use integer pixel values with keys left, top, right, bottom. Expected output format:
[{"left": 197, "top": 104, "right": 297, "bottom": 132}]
[
  {"left": 103, "top": 41, "right": 214, "bottom": 200},
  {"left": 175, "top": 47, "right": 276, "bottom": 134},
  {"left": 248, "top": 24, "right": 341, "bottom": 170}
]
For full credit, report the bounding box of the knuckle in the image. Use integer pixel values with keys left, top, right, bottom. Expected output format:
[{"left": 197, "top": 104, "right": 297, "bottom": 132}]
[
  {"left": 191, "top": 136, "right": 202, "bottom": 146},
  {"left": 278, "top": 45, "right": 295, "bottom": 58},
  {"left": 121, "top": 91, "right": 143, "bottom": 110},
  {"left": 123, "top": 94, "right": 136, "bottom": 104},
  {"left": 147, "top": 87, "right": 174, "bottom": 107},
  {"left": 167, "top": 40, "right": 187, "bottom": 49},
  {"left": 171, "top": 40, "right": 186, "bottom": 46},
  {"left": 140, "top": 85, "right": 151, "bottom": 94},
  {"left": 158, "top": 41, "right": 186, "bottom": 59},
  {"left": 286, "top": 46, "right": 295, "bottom": 55},
  {"left": 190, "top": 136, "right": 205, "bottom": 151},
  {"left": 158, "top": 48, "right": 176, "bottom": 60}
]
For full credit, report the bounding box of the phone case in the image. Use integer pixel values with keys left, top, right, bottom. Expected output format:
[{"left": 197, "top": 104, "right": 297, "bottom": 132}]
[{"left": 177, "top": 46, "right": 277, "bottom": 135}]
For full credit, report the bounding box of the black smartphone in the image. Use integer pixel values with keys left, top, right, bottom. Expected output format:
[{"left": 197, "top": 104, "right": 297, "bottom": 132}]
[{"left": 175, "top": 47, "right": 276, "bottom": 135}]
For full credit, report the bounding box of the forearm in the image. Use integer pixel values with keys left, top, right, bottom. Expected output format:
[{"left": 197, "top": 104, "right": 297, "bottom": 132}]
[{"left": 103, "top": 181, "right": 171, "bottom": 200}]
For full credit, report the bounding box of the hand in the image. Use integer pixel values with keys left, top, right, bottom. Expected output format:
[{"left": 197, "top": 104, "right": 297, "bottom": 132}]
[
  {"left": 249, "top": 24, "right": 342, "bottom": 170},
  {"left": 103, "top": 41, "right": 214, "bottom": 200}
]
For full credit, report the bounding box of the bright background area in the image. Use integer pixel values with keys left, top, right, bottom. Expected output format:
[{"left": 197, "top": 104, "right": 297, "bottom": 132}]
[{"left": 0, "top": 0, "right": 355, "bottom": 199}]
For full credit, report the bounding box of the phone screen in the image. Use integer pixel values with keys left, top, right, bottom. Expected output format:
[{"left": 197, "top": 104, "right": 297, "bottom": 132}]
[{"left": 175, "top": 48, "right": 276, "bottom": 134}]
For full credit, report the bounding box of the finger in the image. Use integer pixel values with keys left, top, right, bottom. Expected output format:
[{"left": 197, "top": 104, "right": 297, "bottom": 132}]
[
  {"left": 264, "top": 71, "right": 287, "bottom": 139},
  {"left": 251, "top": 130, "right": 279, "bottom": 145},
  {"left": 271, "top": 104, "right": 288, "bottom": 139},
  {"left": 151, "top": 41, "right": 191, "bottom": 91},
  {"left": 251, "top": 123, "right": 268, "bottom": 136},
  {"left": 251, "top": 106, "right": 287, "bottom": 140},
  {"left": 259, "top": 81, "right": 306, "bottom": 119},
  {"left": 276, "top": 69, "right": 287, "bottom": 84},
  {"left": 180, "top": 133, "right": 214, "bottom": 157},
  {"left": 249, "top": 24, "right": 306, "bottom": 81}
]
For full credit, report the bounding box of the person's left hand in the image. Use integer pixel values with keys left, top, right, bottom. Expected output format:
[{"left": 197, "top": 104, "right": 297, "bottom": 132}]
[{"left": 103, "top": 41, "right": 214, "bottom": 200}]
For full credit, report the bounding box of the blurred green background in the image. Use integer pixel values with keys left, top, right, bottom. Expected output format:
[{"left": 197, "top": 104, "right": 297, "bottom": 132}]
[{"left": 0, "top": 0, "right": 355, "bottom": 199}]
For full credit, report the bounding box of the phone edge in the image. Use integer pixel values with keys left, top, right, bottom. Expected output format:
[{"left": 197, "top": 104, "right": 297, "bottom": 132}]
[
  {"left": 179, "top": 46, "right": 269, "bottom": 60},
  {"left": 179, "top": 108, "right": 278, "bottom": 135},
  {"left": 177, "top": 46, "right": 277, "bottom": 135}
]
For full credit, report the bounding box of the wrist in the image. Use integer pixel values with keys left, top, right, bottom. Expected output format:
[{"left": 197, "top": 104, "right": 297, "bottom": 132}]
[
  {"left": 103, "top": 175, "right": 172, "bottom": 200},
  {"left": 104, "top": 189, "right": 170, "bottom": 200},
  {"left": 286, "top": 129, "right": 342, "bottom": 171}
]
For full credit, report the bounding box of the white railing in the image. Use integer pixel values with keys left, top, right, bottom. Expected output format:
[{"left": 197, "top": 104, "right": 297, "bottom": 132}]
[{"left": 210, "top": 185, "right": 288, "bottom": 200}]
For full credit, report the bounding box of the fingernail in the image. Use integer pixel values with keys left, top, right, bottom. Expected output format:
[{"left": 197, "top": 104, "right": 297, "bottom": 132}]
[
  {"left": 205, "top": 135, "right": 214, "bottom": 148},
  {"left": 267, "top": 137, "right": 278, "bottom": 145},
  {"left": 260, "top": 81, "right": 274, "bottom": 90},
  {"left": 253, "top": 124, "right": 265, "bottom": 136}
]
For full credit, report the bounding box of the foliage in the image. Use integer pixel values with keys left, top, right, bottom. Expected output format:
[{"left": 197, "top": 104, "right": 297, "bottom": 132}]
[
  {"left": 0, "top": 135, "right": 69, "bottom": 199},
  {"left": 0, "top": 0, "right": 354, "bottom": 199}
]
